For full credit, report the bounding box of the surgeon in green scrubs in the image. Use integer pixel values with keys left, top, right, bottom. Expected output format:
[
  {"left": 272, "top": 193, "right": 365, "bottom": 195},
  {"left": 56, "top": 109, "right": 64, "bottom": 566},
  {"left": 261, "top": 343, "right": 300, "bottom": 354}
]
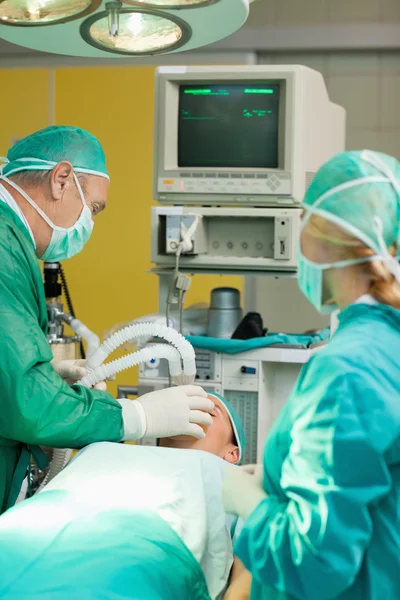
[
  {"left": 223, "top": 150, "right": 400, "bottom": 600},
  {"left": 0, "top": 126, "right": 213, "bottom": 515}
]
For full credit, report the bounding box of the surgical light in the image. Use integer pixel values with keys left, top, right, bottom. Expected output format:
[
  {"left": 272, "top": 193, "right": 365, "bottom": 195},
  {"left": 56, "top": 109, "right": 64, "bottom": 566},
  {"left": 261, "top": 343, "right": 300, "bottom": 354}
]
[
  {"left": 0, "top": 0, "right": 100, "bottom": 25},
  {"left": 80, "top": 6, "right": 188, "bottom": 54},
  {"left": 0, "top": 0, "right": 249, "bottom": 58}
]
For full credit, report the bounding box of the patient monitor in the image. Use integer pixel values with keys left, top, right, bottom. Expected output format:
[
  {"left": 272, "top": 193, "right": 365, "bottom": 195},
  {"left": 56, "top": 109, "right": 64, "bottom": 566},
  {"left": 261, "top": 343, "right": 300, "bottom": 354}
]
[{"left": 153, "top": 65, "right": 346, "bottom": 207}]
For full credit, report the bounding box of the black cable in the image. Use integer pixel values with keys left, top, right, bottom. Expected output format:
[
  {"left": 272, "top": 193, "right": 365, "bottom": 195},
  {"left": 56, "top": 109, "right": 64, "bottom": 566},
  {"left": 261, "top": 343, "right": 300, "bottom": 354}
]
[
  {"left": 58, "top": 264, "right": 75, "bottom": 317},
  {"left": 59, "top": 264, "right": 86, "bottom": 360}
]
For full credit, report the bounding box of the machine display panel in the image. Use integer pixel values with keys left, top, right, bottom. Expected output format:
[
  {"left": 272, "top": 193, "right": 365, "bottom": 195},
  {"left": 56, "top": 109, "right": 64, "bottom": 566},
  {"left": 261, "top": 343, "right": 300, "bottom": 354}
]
[{"left": 178, "top": 83, "right": 280, "bottom": 169}]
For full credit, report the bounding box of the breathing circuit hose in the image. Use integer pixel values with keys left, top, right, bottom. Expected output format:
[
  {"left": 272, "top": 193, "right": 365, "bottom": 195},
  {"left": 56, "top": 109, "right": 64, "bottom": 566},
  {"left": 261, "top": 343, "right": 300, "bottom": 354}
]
[
  {"left": 83, "top": 322, "right": 196, "bottom": 385},
  {"left": 79, "top": 345, "right": 182, "bottom": 388},
  {"left": 38, "top": 323, "right": 196, "bottom": 491}
]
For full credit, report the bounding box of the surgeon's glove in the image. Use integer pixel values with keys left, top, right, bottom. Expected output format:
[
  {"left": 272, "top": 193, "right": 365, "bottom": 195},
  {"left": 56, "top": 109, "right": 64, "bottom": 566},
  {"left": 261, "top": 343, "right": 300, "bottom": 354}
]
[
  {"left": 117, "top": 385, "right": 214, "bottom": 441},
  {"left": 51, "top": 359, "right": 112, "bottom": 391},
  {"left": 222, "top": 464, "right": 267, "bottom": 519}
]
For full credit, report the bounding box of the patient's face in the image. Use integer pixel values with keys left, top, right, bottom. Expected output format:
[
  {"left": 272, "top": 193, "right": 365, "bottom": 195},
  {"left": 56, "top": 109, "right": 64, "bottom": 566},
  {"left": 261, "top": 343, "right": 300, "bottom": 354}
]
[{"left": 160, "top": 396, "right": 240, "bottom": 464}]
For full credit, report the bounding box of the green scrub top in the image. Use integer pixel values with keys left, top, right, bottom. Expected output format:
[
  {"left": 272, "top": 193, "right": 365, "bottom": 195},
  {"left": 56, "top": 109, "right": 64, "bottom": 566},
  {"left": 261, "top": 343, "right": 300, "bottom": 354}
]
[
  {"left": 0, "top": 202, "right": 123, "bottom": 514},
  {"left": 236, "top": 303, "right": 400, "bottom": 600}
]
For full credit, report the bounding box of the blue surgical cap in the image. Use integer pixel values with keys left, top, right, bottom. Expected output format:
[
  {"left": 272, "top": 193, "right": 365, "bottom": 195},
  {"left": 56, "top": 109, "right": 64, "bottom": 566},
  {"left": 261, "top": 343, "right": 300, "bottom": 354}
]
[
  {"left": 1, "top": 126, "right": 109, "bottom": 179},
  {"left": 303, "top": 150, "right": 400, "bottom": 256},
  {"left": 208, "top": 392, "right": 246, "bottom": 463}
]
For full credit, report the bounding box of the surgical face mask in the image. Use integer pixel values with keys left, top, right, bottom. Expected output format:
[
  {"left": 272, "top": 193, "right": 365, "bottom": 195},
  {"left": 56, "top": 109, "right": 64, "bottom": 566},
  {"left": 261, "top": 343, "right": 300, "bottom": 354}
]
[
  {"left": 297, "top": 248, "right": 371, "bottom": 314},
  {"left": 0, "top": 172, "right": 93, "bottom": 262}
]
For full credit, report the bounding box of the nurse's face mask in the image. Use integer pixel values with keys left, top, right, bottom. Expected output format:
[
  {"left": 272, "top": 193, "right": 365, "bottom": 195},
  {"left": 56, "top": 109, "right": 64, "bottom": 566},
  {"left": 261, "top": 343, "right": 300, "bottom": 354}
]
[
  {"left": 0, "top": 160, "right": 94, "bottom": 262},
  {"left": 298, "top": 150, "right": 400, "bottom": 314}
]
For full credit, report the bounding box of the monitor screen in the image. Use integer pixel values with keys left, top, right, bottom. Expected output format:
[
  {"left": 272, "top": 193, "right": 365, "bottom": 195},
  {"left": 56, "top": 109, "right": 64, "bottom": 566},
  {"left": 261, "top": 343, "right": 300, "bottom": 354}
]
[{"left": 178, "top": 83, "right": 280, "bottom": 169}]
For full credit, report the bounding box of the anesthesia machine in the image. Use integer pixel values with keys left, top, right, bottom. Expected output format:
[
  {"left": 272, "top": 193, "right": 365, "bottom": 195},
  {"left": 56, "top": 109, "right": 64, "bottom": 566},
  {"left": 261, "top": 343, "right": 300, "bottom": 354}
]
[{"left": 132, "top": 65, "right": 345, "bottom": 464}]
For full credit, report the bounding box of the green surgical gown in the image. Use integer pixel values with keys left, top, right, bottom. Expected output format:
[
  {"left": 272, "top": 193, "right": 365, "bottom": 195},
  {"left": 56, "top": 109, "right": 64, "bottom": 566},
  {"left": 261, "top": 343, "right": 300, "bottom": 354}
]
[
  {"left": 0, "top": 491, "right": 211, "bottom": 600},
  {"left": 0, "top": 202, "right": 124, "bottom": 514},
  {"left": 236, "top": 303, "right": 400, "bottom": 600}
]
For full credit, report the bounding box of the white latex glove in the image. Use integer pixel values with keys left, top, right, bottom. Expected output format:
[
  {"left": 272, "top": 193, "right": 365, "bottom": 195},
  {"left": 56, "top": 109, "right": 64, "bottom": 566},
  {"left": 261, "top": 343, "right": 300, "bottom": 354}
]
[
  {"left": 140, "top": 385, "right": 214, "bottom": 439},
  {"left": 222, "top": 464, "right": 267, "bottom": 519},
  {"left": 117, "top": 385, "right": 214, "bottom": 441},
  {"left": 51, "top": 359, "right": 114, "bottom": 391}
]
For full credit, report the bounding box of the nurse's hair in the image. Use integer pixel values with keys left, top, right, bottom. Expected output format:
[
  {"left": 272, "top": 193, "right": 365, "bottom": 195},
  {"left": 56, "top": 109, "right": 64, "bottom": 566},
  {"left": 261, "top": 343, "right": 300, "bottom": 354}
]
[{"left": 307, "top": 214, "right": 400, "bottom": 310}]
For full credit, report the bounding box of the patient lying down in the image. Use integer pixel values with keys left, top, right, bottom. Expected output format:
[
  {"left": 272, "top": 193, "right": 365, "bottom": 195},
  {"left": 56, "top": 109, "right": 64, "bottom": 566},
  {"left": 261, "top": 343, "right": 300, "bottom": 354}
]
[{"left": 0, "top": 393, "right": 249, "bottom": 600}]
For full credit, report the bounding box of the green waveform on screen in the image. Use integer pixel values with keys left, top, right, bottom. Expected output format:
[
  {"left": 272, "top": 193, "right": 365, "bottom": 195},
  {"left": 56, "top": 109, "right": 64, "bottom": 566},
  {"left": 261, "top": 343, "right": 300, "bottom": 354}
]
[
  {"left": 183, "top": 89, "right": 229, "bottom": 96},
  {"left": 244, "top": 88, "right": 274, "bottom": 94}
]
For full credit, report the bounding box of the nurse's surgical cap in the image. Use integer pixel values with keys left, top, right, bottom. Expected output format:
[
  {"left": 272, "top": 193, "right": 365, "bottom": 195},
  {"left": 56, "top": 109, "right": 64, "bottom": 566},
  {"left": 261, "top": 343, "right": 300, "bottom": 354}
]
[
  {"left": 208, "top": 392, "right": 247, "bottom": 463},
  {"left": 302, "top": 150, "right": 400, "bottom": 257},
  {"left": 1, "top": 126, "right": 109, "bottom": 179}
]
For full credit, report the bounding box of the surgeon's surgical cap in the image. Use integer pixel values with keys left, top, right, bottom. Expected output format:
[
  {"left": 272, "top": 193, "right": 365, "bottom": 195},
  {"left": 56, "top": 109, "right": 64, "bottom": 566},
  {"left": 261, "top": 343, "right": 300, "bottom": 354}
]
[
  {"left": 208, "top": 393, "right": 247, "bottom": 463},
  {"left": 302, "top": 150, "right": 400, "bottom": 258},
  {"left": 1, "top": 126, "right": 109, "bottom": 180}
]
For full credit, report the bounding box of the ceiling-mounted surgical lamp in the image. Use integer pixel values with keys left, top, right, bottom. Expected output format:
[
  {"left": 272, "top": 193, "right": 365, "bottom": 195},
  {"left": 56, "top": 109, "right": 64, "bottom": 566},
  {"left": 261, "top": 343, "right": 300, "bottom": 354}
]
[
  {"left": 0, "top": 0, "right": 101, "bottom": 26},
  {"left": 80, "top": 2, "right": 189, "bottom": 55},
  {"left": 0, "top": 0, "right": 250, "bottom": 57}
]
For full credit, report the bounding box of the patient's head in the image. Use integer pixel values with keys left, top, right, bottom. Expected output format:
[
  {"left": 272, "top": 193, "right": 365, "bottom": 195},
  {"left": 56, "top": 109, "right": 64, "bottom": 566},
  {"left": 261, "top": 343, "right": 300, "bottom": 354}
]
[{"left": 160, "top": 393, "right": 246, "bottom": 465}]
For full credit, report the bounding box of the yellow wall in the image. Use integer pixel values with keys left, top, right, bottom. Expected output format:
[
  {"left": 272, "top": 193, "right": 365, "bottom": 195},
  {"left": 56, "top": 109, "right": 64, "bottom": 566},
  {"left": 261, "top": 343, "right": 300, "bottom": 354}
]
[
  {"left": 0, "top": 65, "right": 242, "bottom": 396},
  {"left": 0, "top": 69, "right": 50, "bottom": 156},
  {"left": 55, "top": 66, "right": 159, "bottom": 343}
]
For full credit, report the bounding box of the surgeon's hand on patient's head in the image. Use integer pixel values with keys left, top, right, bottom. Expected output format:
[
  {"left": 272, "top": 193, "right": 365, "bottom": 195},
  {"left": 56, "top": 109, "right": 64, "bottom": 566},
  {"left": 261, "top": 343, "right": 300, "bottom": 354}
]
[{"left": 137, "top": 385, "right": 214, "bottom": 440}]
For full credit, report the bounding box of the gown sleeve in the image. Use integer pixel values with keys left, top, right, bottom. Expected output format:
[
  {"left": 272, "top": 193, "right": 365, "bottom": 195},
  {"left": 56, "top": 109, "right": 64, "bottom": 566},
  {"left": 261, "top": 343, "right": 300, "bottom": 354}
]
[{"left": 0, "top": 215, "right": 124, "bottom": 448}]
